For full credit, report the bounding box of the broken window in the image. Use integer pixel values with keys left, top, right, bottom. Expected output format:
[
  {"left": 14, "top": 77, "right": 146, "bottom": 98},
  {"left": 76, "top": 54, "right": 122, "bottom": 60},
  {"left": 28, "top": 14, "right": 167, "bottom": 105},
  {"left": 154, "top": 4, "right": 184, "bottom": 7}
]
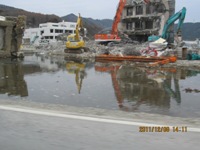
[
  {"left": 136, "top": 5, "right": 143, "bottom": 15},
  {"left": 135, "top": 21, "right": 142, "bottom": 29},
  {"left": 44, "top": 36, "right": 53, "bottom": 39},
  {"left": 126, "top": 22, "right": 132, "bottom": 30},
  {"left": 127, "top": 7, "right": 133, "bottom": 16},
  {"left": 40, "top": 30, "right": 44, "bottom": 35},
  {"left": 65, "top": 30, "right": 73, "bottom": 33},
  {"left": 55, "top": 29, "right": 63, "bottom": 33},
  {"left": 146, "top": 4, "right": 155, "bottom": 14},
  {"left": 155, "top": 3, "right": 166, "bottom": 13},
  {"left": 145, "top": 21, "right": 153, "bottom": 29}
]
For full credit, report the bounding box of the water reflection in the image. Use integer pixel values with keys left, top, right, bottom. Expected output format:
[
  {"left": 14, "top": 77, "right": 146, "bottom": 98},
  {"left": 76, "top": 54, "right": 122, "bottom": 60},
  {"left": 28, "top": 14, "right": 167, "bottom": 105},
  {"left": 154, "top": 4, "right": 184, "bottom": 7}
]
[
  {"left": 66, "top": 60, "right": 87, "bottom": 94},
  {"left": 95, "top": 63, "right": 187, "bottom": 112},
  {"left": 0, "top": 55, "right": 200, "bottom": 117},
  {"left": 0, "top": 60, "right": 28, "bottom": 97}
]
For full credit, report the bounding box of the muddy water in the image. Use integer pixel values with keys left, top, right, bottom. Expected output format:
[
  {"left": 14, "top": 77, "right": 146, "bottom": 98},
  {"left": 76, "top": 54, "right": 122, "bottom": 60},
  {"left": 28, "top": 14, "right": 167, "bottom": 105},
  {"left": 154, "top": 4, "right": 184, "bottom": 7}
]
[{"left": 0, "top": 54, "right": 200, "bottom": 118}]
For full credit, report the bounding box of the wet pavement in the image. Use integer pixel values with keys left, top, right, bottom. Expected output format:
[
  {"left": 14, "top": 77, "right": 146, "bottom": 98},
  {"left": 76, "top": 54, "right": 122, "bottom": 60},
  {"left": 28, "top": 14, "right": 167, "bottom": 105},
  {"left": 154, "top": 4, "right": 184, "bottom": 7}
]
[
  {"left": 0, "top": 54, "right": 200, "bottom": 118},
  {"left": 1, "top": 109, "right": 199, "bottom": 150}
]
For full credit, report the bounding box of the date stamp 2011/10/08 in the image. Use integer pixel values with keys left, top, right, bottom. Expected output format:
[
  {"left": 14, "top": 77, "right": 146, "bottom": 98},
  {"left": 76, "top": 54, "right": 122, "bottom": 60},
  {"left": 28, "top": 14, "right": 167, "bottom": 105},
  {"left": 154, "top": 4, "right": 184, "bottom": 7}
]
[{"left": 139, "top": 126, "right": 187, "bottom": 132}]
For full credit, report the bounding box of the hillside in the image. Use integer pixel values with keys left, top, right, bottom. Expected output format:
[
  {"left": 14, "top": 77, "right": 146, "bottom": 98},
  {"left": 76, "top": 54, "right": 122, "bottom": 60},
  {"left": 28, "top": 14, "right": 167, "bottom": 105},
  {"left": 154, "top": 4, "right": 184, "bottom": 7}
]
[
  {"left": 0, "top": 5, "right": 111, "bottom": 38},
  {"left": 0, "top": 4, "right": 62, "bottom": 27},
  {"left": 180, "top": 23, "right": 200, "bottom": 40}
]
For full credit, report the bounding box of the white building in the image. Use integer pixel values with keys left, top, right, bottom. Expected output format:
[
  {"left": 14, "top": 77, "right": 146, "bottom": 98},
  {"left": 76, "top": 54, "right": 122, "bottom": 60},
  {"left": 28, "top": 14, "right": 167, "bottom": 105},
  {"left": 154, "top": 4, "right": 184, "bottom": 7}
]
[{"left": 23, "top": 21, "right": 76, "bottom": 45}]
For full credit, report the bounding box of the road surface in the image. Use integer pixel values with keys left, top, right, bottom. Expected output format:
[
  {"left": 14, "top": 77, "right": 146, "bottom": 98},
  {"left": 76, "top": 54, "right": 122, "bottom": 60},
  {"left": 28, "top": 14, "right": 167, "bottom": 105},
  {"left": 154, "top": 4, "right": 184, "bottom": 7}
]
[{"left": 0, "top": 106, "right": 200, "bottom": 150}]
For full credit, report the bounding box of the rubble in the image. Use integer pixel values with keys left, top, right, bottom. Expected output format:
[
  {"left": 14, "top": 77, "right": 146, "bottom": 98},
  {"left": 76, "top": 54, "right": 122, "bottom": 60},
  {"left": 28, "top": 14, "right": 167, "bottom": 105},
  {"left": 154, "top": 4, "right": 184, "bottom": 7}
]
[
  {"left": 31, "top": 40, "right": 145, "bottom": 58},
  {"left": 20, "top": 38, "right": 200, "bottom": 70}
]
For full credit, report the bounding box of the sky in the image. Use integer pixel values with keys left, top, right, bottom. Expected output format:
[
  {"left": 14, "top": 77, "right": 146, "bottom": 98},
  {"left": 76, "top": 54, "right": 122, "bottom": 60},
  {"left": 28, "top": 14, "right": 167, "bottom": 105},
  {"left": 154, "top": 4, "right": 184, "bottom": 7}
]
[{"left": 0, "top": 0, "right": 199, "bottom": 22}]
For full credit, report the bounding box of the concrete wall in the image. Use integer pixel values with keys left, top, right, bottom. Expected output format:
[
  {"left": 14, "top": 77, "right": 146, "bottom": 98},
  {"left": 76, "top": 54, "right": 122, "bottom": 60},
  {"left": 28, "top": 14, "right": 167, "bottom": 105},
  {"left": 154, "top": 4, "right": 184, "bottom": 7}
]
[
  {"left": 0, "top": 20, "right": 15, "bottom": 57},
  {"left": 0, "top": 16, "right": 26, "bottom": 58},
  {"left": 0, "top": 27, "right": 4, "bottom": 50}
]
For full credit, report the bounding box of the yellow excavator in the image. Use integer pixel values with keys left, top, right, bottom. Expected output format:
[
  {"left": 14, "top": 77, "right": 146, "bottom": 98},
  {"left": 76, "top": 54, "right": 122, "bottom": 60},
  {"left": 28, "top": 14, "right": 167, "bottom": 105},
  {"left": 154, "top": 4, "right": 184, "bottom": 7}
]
[{"left": 65, "top": 13, "right": 88, "bottom": 53}]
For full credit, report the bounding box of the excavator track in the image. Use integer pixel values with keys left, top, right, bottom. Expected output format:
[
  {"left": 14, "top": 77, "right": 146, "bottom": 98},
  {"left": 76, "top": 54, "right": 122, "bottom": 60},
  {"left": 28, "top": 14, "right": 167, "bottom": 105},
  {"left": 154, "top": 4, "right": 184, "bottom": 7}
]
[
  {"left": 64, "top": 49, "right": 83, "bottom": 54},
  {"left": 64, "top": 47, "right": 89, "bottom": 54}
]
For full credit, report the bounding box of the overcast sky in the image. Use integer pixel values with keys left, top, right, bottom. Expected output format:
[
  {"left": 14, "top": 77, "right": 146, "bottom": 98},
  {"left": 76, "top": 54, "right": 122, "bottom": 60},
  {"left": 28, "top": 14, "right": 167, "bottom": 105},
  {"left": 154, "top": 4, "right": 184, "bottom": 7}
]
[{"left": 0, "top": 0, "right": 198, "bottom": 22}]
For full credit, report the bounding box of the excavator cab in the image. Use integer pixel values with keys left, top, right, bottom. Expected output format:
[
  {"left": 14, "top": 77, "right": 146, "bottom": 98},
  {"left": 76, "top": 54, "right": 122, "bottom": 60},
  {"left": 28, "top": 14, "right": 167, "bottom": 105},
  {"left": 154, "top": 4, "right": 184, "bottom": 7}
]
[
  {"left": 65, "top": 13, "right": 87, "bottom": 53},
  {"left": 66, "top": 34, "right": 85, "bottom": 50}
]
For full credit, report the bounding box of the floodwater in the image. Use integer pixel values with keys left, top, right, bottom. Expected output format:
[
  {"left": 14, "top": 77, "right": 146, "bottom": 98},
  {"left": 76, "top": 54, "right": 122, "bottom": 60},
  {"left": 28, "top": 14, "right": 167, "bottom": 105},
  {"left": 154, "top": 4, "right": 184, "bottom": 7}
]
[{"left": 0, "top": 54, "right": 200, "bottom": 118}]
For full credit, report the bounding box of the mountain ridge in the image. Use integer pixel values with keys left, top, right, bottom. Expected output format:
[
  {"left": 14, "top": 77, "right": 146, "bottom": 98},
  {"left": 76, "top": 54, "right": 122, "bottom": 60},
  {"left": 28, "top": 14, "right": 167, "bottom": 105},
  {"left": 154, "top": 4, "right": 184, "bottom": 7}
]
[{"left": 0, "top": 4, "right": 199, "bottom": 40}]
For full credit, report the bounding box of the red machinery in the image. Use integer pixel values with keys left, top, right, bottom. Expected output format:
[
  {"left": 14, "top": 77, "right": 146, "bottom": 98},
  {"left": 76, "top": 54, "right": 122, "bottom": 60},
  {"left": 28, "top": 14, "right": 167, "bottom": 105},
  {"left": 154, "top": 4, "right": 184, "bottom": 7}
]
[{"left": 94, "top": 0, "right": 126, "bottom": 43}]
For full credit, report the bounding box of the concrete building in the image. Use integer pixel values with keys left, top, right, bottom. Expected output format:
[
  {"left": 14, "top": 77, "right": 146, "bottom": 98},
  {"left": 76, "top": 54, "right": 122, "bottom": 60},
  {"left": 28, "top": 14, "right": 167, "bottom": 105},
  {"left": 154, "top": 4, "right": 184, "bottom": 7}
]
[
  {"left": 23, "top": 21, "right": 76, "bottom": 45},
  {"left": 120, "top": 0, "right": 175, "bottom": 42}
]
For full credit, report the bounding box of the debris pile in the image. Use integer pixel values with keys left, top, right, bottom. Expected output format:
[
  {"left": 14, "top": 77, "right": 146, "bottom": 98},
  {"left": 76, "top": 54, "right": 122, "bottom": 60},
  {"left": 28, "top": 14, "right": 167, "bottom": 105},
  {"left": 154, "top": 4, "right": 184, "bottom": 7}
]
[
  {"left": 85, "top": 40, "right": 145, "bottom": 56},
  {"left": 183, "top": 88, "right": 200, "bottom": 93},
  {"left": 22, "top": 39, "right": 178, "bottom": 59},
  {"left": 33, "top": 40, "right": 146, "bottom": 57}
]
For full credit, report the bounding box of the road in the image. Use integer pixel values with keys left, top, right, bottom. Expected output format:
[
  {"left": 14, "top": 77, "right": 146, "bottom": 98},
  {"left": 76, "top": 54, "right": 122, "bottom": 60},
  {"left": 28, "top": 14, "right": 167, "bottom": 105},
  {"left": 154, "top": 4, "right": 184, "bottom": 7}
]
[{"left": 0, "top": 106, "right": 200, "bottom": 150}]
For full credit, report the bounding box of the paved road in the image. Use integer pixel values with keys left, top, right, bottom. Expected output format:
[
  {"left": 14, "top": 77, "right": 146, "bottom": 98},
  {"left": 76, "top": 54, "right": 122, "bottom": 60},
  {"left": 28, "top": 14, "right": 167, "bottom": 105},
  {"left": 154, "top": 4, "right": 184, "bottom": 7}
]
[{"left": 0, "top": 108, "right": 200, "bottom": 150}]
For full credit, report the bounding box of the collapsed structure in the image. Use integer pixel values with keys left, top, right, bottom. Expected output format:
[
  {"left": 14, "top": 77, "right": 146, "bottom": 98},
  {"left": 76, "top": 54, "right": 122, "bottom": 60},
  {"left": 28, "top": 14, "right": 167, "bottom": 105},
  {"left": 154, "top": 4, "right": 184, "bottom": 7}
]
[
  {"left": 0, "top": 15, "right": 26, "bottom": 57},
  {"left": 119, "top": 0, "right": 175, "bottom": 42}
]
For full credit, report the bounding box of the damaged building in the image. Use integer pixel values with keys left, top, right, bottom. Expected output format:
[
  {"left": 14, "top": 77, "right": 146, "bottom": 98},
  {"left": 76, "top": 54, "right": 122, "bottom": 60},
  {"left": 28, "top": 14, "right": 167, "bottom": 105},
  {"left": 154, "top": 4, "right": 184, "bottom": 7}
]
[
  {"left": 0, "top": 15, "right": 26, "bottom": 57},
  {"left": 119, "top": 0, "right": 175, "bottom": 42}
]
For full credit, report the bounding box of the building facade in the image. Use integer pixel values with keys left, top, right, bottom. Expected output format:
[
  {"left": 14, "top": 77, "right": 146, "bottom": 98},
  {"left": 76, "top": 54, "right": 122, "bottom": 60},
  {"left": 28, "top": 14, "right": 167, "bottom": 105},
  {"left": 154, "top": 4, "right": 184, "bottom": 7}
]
[
  {"left": 23, "top": 21, "right": 76, "bottom": 45},
  {"left": 119, "top": 0, "right": 175, "bottom": 42}
]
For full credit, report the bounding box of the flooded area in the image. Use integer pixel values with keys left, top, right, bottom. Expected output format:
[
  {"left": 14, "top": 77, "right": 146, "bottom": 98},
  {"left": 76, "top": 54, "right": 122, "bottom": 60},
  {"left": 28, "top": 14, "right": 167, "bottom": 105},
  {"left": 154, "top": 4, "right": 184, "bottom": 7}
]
[{"left": 0, "top": 54, "right": 200, "bottom": 118}]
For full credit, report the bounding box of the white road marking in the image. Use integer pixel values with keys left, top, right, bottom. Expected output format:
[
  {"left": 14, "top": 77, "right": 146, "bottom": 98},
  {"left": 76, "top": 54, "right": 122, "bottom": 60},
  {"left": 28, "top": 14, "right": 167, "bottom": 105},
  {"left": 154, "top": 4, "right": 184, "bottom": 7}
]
[{"left": 0, "top": 105, "right": 200, "bottom": 133}]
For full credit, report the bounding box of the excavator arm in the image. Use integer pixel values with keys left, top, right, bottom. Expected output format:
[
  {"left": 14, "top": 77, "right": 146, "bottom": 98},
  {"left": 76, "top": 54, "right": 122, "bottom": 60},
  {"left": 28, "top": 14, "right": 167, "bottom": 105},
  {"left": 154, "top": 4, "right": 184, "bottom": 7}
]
[
  {"left": 148, "top": 7, "right": 186, "bottom": 42},
  {"left": 75, "top": 13, "right": 83, "bottom": 41},
  {"left": 94, "top": 0, "right": 150, "bottom": 43},
  {"left": 94, "top": 0, "right": 126, "bottom": 43},
  {"left": 111, "top": 0, "right": 126, "bottom": 35},
  {"left": 161, "top": 7, "right": 186, "bottom": 39}
]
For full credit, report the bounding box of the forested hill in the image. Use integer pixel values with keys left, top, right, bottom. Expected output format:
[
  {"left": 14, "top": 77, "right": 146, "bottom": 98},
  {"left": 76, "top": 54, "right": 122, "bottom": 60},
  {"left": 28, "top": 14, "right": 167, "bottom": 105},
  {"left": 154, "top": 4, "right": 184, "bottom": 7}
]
[
  {"left": 0, "top": 4, "right": 62, "bottom": 28},
  {"left": 178, "top": 23, "right": 200, "bottom": 40}
]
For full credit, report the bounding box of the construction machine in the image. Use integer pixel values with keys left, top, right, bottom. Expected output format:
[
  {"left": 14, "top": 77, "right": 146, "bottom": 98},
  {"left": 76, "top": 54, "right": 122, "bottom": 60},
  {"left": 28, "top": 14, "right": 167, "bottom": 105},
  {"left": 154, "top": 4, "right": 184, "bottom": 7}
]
[
  {"left": 94, "top": 0, "right": 126, "bottom": 44},
  {"left": 148, "top": 7, "right": 187, "bottom": 42},
  {"left": 65, "top": 14, "right": 88, "bottom": 53}
]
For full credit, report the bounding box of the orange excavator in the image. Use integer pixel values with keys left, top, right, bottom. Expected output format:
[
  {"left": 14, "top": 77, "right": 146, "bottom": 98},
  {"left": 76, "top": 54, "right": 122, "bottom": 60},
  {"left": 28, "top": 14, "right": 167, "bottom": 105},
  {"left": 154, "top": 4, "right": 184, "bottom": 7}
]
[{"left": 94, "top": 0, "right": 126, "bottom": 44}]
